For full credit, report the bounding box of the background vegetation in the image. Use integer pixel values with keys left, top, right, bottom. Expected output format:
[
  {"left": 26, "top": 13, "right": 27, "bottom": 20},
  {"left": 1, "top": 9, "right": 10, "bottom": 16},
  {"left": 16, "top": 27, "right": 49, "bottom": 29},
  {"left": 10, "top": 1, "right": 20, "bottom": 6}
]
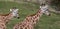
[{"left": 0, "top": 0, "right": 60, "bottom": 29}]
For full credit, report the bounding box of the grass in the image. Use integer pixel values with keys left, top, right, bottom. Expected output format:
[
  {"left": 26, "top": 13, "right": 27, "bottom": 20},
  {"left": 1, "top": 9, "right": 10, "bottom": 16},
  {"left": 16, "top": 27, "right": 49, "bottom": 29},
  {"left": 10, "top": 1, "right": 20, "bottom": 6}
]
[{"left": 0, "top": 1, "right": 60, "bottom": 29}]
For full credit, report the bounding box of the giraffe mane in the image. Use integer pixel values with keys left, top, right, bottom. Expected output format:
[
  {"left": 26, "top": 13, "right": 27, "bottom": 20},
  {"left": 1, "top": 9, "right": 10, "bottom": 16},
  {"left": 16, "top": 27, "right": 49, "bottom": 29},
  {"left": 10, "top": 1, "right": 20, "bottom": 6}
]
[
  {"left": 27, "top": 9, "right": 41, "bottom": 17},
  {"left": 0, "top": 12, "right": 11, "bottom": 16}
]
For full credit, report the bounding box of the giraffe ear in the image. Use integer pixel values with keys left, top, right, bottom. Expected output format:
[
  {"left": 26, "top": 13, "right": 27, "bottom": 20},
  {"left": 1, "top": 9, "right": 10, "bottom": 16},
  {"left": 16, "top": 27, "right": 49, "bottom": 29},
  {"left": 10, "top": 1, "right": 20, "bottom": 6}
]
[
  {"left": 40, "top": 6, "right": 42, "bottom": 8},
  {"left": 10, "top": 9, "right": 13, "bottom": 11}
]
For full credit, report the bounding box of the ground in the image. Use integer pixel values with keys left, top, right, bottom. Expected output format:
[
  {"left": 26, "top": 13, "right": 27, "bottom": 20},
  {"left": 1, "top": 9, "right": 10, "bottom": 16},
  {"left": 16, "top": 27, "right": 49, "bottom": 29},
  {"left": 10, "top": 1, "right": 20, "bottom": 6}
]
[{"left": 0, "top": 1, "right": 60, "bottom": 29}]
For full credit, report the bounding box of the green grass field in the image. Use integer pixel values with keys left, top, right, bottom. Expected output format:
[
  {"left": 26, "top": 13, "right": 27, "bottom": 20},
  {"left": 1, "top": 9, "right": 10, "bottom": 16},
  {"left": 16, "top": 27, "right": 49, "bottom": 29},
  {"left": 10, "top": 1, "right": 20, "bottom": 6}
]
[{"left": 0, "top": 1, "right": 60, "bottom": 29}]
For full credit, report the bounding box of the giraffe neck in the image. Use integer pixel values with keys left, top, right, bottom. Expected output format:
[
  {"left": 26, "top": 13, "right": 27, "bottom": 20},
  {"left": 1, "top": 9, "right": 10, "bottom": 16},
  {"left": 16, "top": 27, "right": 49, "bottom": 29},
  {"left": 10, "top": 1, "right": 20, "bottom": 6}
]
[
  {"left": 13, "top": 9, "right": 43, "bottom": 29},
  {"left": 32, "top": 9, "right": 43, "bottom": 24},
  {"left": 3, "top": 12, "right": 14, "bottom": 24},
  {"left": 37, "top": 9, "right": 43, "bottom": 17},
  {"left": 25, "top": 9, "right": 43, "bottom": 25}
]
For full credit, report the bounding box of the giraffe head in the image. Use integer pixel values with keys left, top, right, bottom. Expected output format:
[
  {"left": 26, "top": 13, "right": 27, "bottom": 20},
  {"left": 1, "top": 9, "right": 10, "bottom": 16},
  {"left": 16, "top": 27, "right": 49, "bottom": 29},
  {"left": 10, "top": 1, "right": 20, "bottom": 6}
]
[
  {"left": 40, "top": 4, "right": 51, "bottom": 16},
  {"left": 10, "top": 7, "right": 20, "bottom": 19}
]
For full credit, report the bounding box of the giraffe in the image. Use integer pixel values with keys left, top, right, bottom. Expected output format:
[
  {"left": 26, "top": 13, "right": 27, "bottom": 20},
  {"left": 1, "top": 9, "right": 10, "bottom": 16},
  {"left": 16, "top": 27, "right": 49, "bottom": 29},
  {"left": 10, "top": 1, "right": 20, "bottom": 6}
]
[
  {"left": 0, "top": 20, "right": 6, "bottom": 29},
  {"left": 13, "top": 7, "right": 51, "bottom": 29},
  {"left": 13, "top": 4, "right": 51, "bottom": 29},
  {"left": 0, "top": 8, "right": 20, "bottom": 24},
  {"left": 0, "top": 7, "right": 20, "bottom": 29}
]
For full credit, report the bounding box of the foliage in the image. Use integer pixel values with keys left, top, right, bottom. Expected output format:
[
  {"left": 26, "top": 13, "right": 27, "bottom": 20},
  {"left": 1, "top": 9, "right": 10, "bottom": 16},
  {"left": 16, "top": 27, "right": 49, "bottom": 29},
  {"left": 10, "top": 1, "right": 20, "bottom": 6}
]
[{"left": 51, "top": 0, "right": 60, "bottom": 11}]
